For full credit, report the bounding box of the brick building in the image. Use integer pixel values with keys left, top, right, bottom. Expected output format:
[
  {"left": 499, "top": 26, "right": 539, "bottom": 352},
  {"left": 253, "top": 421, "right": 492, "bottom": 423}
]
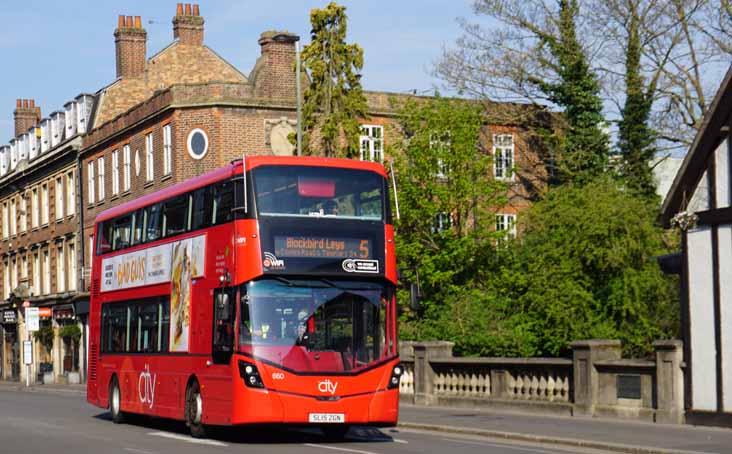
[
  {"left": 0, "top": 94, "right": 93, "bottom": 384},
  {"left": 0, "top": 3, "right": 549, "bottom": 384}
]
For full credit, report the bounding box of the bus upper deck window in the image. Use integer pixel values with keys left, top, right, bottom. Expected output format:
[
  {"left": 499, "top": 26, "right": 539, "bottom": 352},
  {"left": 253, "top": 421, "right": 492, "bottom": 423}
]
[{"left": 145, "top": 204, "right": 162, "bottom": 242}]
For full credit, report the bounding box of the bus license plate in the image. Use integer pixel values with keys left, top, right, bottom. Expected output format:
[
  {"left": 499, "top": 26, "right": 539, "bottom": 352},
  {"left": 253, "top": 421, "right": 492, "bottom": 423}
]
[{"left": 309, "top": 413, "right": 345, "bottom": 423}]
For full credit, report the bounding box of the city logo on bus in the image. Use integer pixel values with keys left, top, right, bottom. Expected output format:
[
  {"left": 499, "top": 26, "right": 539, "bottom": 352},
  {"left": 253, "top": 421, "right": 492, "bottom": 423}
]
[
  {"left": 318, "top": 379, "right": 338, "bottom": 395},
  {"left": 138, "top": 364, "right": 156, "bottom": 409},
  {"left": 263, "top": 252, "right": 285, "bottom": 270}
]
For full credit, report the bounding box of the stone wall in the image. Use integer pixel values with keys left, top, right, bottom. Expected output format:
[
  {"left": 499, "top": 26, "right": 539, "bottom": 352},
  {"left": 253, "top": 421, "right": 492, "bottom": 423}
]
[{"left": 399, "top": 339, "right": 684, "bottom": 424}]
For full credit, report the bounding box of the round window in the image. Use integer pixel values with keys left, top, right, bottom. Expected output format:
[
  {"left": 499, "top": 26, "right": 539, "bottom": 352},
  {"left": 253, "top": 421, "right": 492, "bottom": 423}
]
[{"left": 187, "top": 129, "right": 209, "bottom": 160}]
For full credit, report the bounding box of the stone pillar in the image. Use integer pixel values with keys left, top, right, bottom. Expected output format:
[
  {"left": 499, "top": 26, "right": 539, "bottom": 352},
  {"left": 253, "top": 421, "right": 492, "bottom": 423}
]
[
  {"left": 571, "top": 339, "right": 622, "bottom": 416},
  {"left": 490, "top": 369, "right": 509, "bottom": 399},
  {"left": 654, "top": 340, "right": 684, "bottom": 424},
  {"left": 413, "top": 341, "right": 454, "bottom": 405}
]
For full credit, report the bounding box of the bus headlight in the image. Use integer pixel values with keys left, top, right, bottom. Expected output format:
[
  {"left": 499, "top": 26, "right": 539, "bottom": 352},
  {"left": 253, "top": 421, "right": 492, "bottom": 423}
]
[
  {"left": 238, "top": 360, "right": 265, "bottom": 389},
  {"left": 387, "top": 364, "right": 403, "bottom": 390}
]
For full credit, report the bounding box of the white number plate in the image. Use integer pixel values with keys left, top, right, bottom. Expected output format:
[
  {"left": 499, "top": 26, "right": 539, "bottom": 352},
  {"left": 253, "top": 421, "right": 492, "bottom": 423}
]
[{"left": 309, "top": 413, "right": 345, "bottom": 423}]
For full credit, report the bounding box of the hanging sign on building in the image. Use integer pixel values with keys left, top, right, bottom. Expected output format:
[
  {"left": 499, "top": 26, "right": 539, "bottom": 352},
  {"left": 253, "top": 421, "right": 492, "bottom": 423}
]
[
  {"left": 38, "top": 307, "right": 52, "bottom": 318},
  {"left": 3, "top": 310, "right": 16, "bottom": 324},
  {"left": 25, "top": 307, "right": 39, "bottom": 332}
]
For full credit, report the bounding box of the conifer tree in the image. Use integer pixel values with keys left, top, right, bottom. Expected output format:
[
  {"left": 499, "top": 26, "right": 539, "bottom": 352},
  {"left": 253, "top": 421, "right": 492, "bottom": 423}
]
[{"left": 300, "top": 2, "right": 368, "bottom": 158}]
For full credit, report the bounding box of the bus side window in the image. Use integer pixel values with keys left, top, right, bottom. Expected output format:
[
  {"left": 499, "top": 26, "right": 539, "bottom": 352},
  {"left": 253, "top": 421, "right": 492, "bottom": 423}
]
[
  {"left": 212, "top": 181, "right": 234, "bottom": 225},
  {"left": 131, "top": 209, "right": 145, "bottom": 246},
  {"left": 160, "top": 298, "right": 170, "bottom": 352},
  {"left": 191, "top": 187, "right": 212, "bottom": 230},
  {"left": 97, "top": 221, "right": 112, "bottom": 255},
  {"left": 112, "top": 215, "right": 132, "bottom": 251},
  {"left": 163, "top": 194, "right": 189, "bottom": 237},
  {"left": 146, "top": 203, "right": 162, "bottom": 242}
]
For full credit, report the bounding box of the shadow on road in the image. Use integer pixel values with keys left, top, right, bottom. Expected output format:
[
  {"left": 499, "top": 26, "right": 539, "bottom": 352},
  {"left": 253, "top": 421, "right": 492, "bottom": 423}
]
[{"left": 93, "top": 411, "right": 395, "bottom": 444}]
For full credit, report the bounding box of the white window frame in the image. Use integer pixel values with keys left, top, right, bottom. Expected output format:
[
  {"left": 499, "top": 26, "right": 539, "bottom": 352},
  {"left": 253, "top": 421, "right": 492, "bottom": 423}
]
[
  {"left": 43, "top": 248, "right": 50, "bottom": 295},
  {"left": 163, "top": 124, "right": 172, "bottom": 176},
  {"left": 97, "top": 157, "right": 105, "bottom": 201},
  {"left": 2, "top": 201, "right": 8, "bottom": 238},
  {"left": 112, "top": 149, "right": 120, "bottom": 196},
  {"left": 123, "top": 145, "right": 131, "bottom": 192},
  {"left": 496, "top": 213, "right": 517, "bottom": 239},
  {"left": 359, "top": 125, "right": 384, "bottom": 163},
  {"left": 20, "top": 195, "right": 27, "bottom": 233},
  {"left": 68, "top": 241, "right": 76, "bottom": 291},
  {"left": 55, "top": 176, "right": 64, "bottom": 220},
  {"left": 3, "top": 260, "right": 9, "bottom": 299},
  {"left": 66, "top": 171, "right": 75, "bottom": 216},
  {"left": 432, "top": 212, "right": 453, "bottom": 234},
  {"left": 41, "top": 184, "right": 49, "bottom": 225},
  {"left": 56, "top": 243, "right": 65, "bottom": 293},
  {"left": 31, "top": 187, "right": 39, "bottom": 228},
  {"left": 146, "top": 133, "right": 154, "bottom": 182},
  {"left": 87, "top": 161, "right": 95, "bottom": 204},
  {"left": 33, "top": 250, "right": 40, "bottom": 296},
  {"left": 10, "top": 198, "right": 16, "bottom": 236},
  {"left": 493, "top": 134, "right": 515, "bottom": 181}
]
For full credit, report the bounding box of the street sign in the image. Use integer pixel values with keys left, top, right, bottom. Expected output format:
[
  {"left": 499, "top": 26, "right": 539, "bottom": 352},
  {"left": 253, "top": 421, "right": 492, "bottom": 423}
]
[
  {"left": 23, "top": 340, "right": 32, "bottom": 365},
  {"left": 25, "top": 307, "right": 39, "bottom": 332},
  {"left": 2, "top": 310, "right": 16, "bottom": 324}
]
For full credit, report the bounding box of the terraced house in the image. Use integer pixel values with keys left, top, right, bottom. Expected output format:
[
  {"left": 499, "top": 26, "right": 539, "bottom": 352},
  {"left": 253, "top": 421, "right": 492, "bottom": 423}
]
[{"left": 0, "top": 3, "right": 550, "bottom": 385}]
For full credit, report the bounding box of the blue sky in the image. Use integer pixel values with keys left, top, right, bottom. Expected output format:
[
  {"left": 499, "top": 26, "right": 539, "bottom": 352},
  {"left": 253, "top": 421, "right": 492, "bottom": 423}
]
[{"left": 0, "top": 0, "right": 474, "bottom": 142}]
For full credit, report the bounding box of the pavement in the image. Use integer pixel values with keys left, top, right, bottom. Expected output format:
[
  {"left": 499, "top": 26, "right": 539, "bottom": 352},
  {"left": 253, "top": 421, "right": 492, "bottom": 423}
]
[{"left": 1, "top": 381, "right": 732, "bottom": 454}]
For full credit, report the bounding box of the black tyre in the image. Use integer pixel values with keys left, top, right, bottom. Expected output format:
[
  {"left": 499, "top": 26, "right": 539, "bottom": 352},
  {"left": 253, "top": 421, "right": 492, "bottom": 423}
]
[
  {"left": 109, "top": 376, "right": 126, "bottom": 424},
  {"left": 322, "top": 424, "right": 351, "bottom": 440},
  {"left": 186, "top": 380, "right": 207, "bottom": 438}
]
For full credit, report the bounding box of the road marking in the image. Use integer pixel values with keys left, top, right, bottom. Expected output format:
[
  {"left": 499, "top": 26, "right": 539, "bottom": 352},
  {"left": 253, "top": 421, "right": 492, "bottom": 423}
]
[
  {"left": 393, "top": 439, "right": 408, "bottom": 444},
  {"left": 124, "top": 449, "right": 157, "bottom": 454},
  {"left": 440, "top": 437, "right": 570, "bottom": 454},
  {"left": 303, "top": 443, "right": 379, "bottom": 454},
  {"left": 148, "top": 432, "right": 227, "bottom": 447}
]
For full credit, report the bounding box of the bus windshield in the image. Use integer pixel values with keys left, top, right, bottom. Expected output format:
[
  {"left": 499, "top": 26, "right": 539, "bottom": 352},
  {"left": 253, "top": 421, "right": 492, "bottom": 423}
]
[
  {"left": 252, "top": 165, "right": 384, "bottom": 221},
  {"left": 238, "top": 278, "right": 391, "bottom": 373}
]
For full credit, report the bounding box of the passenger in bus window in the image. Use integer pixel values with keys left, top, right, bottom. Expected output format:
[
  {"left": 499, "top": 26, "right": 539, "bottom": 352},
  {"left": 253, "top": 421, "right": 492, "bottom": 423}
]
[{"left": 323, "top": 200, "right": 339, "bottom": 216}]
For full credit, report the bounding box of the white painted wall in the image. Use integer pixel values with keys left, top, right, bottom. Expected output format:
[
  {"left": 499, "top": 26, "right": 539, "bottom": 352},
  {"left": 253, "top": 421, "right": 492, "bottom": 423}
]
[
  {"left": 715, "top": 139, "right": 730, "bottom": 208},
  {"left": 719, "top": 225, "right": 732, "bottom": 410},
  {"left": 689, "top": 170, "right": 710, "bottom": 213},
  {"left": 688, "top": 226, "right": 717, "bottom": 411}
]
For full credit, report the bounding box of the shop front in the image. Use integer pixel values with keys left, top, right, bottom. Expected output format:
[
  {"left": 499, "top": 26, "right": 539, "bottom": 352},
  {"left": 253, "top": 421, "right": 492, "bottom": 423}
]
[{"left": 1, "top": 308, "right": 20, "bottom": 381}]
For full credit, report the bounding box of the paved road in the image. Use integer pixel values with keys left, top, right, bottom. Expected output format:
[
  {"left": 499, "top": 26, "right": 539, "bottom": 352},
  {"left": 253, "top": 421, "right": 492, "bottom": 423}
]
[{"left": 0, "top": 389, "right": 609, "bottom": 454}]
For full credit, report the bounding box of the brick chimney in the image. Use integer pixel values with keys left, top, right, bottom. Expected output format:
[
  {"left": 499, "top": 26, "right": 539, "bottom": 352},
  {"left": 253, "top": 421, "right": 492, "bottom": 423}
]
[
  {"left": 173, "top": 3, "right": 204, "bottom": 46},
  {"left": 114, "top": 15, "right": 147, "bottom": 79},
  {"left": 14, "top": 99, "right": 41, "bottom": 137},
  {"left": 253, "top": 31, "right": 299, "bottom": 100}
]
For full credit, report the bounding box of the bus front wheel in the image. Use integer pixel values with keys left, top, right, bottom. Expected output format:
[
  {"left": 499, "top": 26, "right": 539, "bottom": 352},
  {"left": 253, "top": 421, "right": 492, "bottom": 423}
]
[
  {"left": 109, "top": 377, "right": 126, "bottom": 424},
  {"left": 185, "top": 380, "right": 207, "bottom": 438}
]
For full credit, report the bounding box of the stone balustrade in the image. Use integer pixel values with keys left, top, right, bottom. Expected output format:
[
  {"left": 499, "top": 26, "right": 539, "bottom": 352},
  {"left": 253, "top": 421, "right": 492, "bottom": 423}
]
[{"left": 399, "top": 339, "right": 684, "bottom": 424}]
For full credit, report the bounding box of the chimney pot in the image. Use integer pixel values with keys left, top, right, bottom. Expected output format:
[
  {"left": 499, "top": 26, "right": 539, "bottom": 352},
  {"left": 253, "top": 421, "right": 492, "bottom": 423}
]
[
  {"left": 134, "top": 16, "right": 141, "bottom": 28},
  {"left": 176, "top": 3, "right": 183, "bottom": 15},
  {"left": 126, "top": 16, "right": 133, "bottom": 27},
  {"left": 16, "top": 99, "right": 22, "bottom": 108},
  {"left": 29, "top": 100, "right": 35, "bottom": 108},
  {"left": 118, "top": 15, "right": 125, "bottom": 28},
  {"left": 193, "top": 4, "right": 200, "bottom": 16},
  {"left": 23, "top": 99, "right": 29, "bottom": 108},
  {"left": 185, "top": 3, "right": 192, "bottom": 15},
  {"left": 115, "top": 14, "right": 147, "bottom": 78}
]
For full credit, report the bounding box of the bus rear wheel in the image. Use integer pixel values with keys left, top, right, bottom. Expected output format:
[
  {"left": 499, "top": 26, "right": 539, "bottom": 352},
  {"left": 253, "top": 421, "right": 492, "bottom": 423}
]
[
  {"left": 185, "top": 380, "right": 207, "bottom": 438},
  {"left": 109, "top": 377, "right": 126, "bottom": 424}
]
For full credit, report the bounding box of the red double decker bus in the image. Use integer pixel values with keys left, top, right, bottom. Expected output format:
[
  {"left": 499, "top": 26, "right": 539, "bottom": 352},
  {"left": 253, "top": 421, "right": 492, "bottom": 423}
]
[{"left": 86, "top": 156, "right": 401, "bottom": 438}]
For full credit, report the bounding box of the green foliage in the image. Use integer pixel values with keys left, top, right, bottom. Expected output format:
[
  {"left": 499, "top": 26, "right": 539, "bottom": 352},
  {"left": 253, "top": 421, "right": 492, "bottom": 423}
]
[
  {"left": 617, "top": 6, "right": 657, "bottom": 199},
  {"left": 33, "top": 325, "right": 54, "bottom": 355},
  {"left": 392, "top": 96, "right": 508, "bottom": 332},
  {"left": 59, "top": 324, "right": 81, "bottom": 344},
  {"left": 300, "top": 2, "right": 368, "bottom": 158},
  {"left": 529, "top": 0, "right": 609, "bottom": 184}
]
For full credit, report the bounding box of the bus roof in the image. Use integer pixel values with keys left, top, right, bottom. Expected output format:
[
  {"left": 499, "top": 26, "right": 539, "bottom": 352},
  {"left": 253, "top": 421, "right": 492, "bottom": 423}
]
[{"left": 95, "top": 156, "right": 388, "bottom": 223}]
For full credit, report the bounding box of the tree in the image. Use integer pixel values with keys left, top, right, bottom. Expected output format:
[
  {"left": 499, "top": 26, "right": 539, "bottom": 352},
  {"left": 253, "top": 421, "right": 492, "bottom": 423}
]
[
  {"left": 300, "top": 2, "right": 368, "bottom": 158},
  {"left": 392, "top": 96, "right": 508, "bottom": 335},
  {"left": 505, "top": 177, "right": 678, "bottom": 356},
  {"left": 436, "top": 0, "right": 609, "bottom": 184}
]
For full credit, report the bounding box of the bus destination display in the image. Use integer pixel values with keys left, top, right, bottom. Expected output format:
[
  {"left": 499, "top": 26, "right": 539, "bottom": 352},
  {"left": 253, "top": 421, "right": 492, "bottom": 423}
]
[{"left": 274, "top": 236, "right": 371, "bottom": 259}]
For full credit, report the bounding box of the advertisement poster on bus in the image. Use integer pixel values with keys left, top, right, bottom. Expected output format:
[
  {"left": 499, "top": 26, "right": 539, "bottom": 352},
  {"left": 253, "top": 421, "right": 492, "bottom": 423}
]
[{"left": 169, "top": 236, "right": 205, "bottom": 352}]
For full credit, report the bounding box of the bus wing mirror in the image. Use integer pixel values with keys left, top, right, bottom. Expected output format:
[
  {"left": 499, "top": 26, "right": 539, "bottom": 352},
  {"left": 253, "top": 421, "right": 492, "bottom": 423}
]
[{"left": 388, "top": 161, "right": 400, "bottom": 221}]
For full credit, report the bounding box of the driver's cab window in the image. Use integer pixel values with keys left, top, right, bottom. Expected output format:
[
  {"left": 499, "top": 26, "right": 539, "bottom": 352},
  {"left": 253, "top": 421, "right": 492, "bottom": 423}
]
[{"left": 212, "top": 287, "right": 236, "bottom": 363}]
